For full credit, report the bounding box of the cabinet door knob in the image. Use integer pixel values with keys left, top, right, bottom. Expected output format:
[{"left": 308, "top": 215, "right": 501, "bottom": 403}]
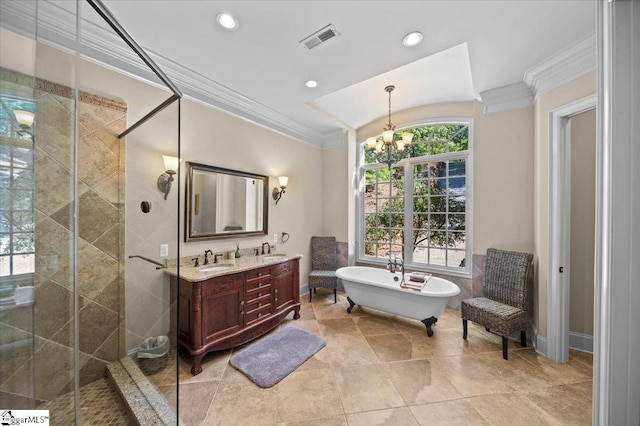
[
  {"left": 258, "top": 292, "right": 262, "bottom": 297},
  {"left": 274, "top": 298, "right": 278, "bottom": 302},
  {"left": 258, "top": 283, "right": 263, "bottom": 287},
  {"left": 241, "top": 311, "right": 244, "bottom": 315},
  {"left": 240, "top": 301, "right": 245, "bottom": 305},
  {"left": 258, "top": 302, "right": 262, "bottom": 307},
  {"left": 275, "top": 289, "right": 278, "bottom": 293},
  {"left": 258, "top": 313, "right": 262, "bottom": 317}
]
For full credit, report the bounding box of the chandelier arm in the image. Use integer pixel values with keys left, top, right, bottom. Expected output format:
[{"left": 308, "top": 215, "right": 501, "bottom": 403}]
[{"left": 388, "top": 88, "right": 392, "bottom": 129}]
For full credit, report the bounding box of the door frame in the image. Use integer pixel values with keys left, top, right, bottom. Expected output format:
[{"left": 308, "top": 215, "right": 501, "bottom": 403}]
[{"left": 547, "top": 94, "right": 596, "bottom": 363}]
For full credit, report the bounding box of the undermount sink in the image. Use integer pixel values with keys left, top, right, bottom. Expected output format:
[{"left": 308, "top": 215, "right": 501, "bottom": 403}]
[
  {"left": 262, "top": 253, "right": 287, "bottom": 261},
  {"left": 197, "top": 264, "right": 234, "bottom": 273}
]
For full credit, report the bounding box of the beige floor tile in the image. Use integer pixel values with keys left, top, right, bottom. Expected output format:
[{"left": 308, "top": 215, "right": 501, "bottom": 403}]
[
  {"left": 275, "top": 369, "right": 343, "bottom": 423},
  {"left": 436, "top": 309, "right": 465, "bottom": 329},
  {"left": 313, "top": 335, "right": 378, "bottom": 368},
  {"left": 220, "top": 360, "right": 261, "bottom": 385},
  {"left": 177, "top": 349, "right": 232, "bottom": 384},
  {"left": 468, "top": 392, "right": 561, "bottom": 425},
  {"left": 404, "top": 331, "right": 467, "bottom": 358},
  {"left": 312, "top": 294, "right": 353, "bottom": 319},
  {"left": 389, "top": 315, "right": 430, "bottom": 335},
  {"left": 353, "top": 315, "right": 400, "bottom": 336},
  {"left": 472, "top": 351, "right": 557, "bottom": 391},
  {"left": 204, "top": 379, "right": 277, "bottom": 426},
  {"left": 366, "top": 333, "right": 413, "bottom": 362},
  {"left": 160, "top": 306, "right": 594, "bottom": 426},
  {"left": 522, "top": 384, "right": 593, "bottom": 424},
  {"left": 276, "top": 415, "right": 347, "bottom": 426},
  {"left": 280, "top": 318, "right": 321, "bottom": 336},
  {"left": 178, "top": 380, "right": 219, "bottom": 425},
  {"left": 430, "top": 355, "right": 517, "bottom": 397},
  {"left": 317, "top": 318, "right": 360, "bottom": 340},
  {"left": 513, "top": 349, "right": 592, "bottom": 385},
  {"left": 382, "top": 359, "right": 463, "bottom": 405},
  {"left": 334, "top": 364, "right": 405, "bottom": 414},
  {"left": 346, "top": 407, "right": 419, "bottom": 426},
  {"left": 292, "top": 302, "right": 317, "bottom": 320},
  {"left": 569, "top": 380, "right": 593, "bottom": 402},
  {"left": 410, "top": 399, "right": 489, "bottom": 425},
  {"left": 568, "top": 349, "right": 594, "bottom": 370}
]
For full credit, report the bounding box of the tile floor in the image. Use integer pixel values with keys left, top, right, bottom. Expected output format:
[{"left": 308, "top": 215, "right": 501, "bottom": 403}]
[
  {"left": 146, "top": 291, "right": 593, "bottom": 425},
  {"left": 38, "top": 377, "right": 132, "bottom": 425}
]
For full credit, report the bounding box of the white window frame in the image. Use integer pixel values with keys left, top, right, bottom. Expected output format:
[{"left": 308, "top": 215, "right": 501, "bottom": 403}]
[
  {"left": 0, "top": 98, "right": 35, "bottom": 279},
  {"left": 356, "top": 118, "right": 473, "bottom": 278}
]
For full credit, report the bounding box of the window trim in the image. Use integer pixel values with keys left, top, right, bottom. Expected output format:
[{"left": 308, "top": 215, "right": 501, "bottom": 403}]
[
  {"left": 356, "top": 118, "right": 474, "bottom": 278},
  {"left": 0, "top": 108, "right": 35, "bottom": 278}
]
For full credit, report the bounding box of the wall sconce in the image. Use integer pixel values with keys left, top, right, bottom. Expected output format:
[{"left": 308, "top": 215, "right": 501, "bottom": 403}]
[
  {"left": 157, "top": 155, "right": 180, "bottom": 200},
  {"left": 272, "top": 176, "right": 288, "bottom": 204},
  {"left": 14, "top": 110, "right": 35, "bottom": 137},
  {"left": 14, "top": 110, "right": 35, "bottom": 129}
]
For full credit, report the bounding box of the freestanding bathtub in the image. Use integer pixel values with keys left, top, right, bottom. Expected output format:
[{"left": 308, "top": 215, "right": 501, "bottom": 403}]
[{"left": 336, "top": 266, "right": 460, "bottom": 336}]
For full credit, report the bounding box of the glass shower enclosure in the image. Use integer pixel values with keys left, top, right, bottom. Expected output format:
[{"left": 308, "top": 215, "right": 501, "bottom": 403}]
[{"left": 0, "top": 0, "right": 181, "bottom": 423}]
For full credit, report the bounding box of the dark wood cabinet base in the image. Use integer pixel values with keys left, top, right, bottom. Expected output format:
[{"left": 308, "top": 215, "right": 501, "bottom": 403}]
[
  {"left": 173, "top": 258, "right": 301, "bottom": 375},
  {"left": 187, "top": 304, "right": 300, "bottom": 375}
]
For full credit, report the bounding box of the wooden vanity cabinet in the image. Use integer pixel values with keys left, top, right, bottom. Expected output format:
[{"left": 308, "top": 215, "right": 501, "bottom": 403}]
[{"left": 175, "top": 258, "right": 300, "bottom": 375}]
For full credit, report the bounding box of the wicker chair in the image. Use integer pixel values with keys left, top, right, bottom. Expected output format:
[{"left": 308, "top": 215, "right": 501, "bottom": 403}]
[
  {"left": 461, "top": 248, "right": 534, "bottom": 360},
  {"left": 308, "top": 236, "right": 338, "bottom": 303}
]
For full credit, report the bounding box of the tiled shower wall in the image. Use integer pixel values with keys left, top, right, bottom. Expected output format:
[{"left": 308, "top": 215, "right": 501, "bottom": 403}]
[{"left": 0, "top": 68, "right": 126, "bottom": 404}]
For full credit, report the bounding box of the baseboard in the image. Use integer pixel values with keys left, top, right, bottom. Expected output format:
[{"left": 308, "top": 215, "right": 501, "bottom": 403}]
[
  {"left": 532, "top": 324, "right": 547, "bottom": 356},
  {"left": 569, "top": 331, "right": 593, "bottom": 353}
]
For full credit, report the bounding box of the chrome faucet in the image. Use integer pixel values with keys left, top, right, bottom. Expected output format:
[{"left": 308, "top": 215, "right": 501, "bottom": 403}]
[
  {"left": 388, "top": 256, "right": 405, "bottom": 283},
  {"left": 261, "top": 242, "right": 271, "bottom": 255},
  {"left": 213, "top": 252, "right": 224, "bottom": 263},
  {"left": 204, "top": 249, "right": 213, "bottom": 265}
]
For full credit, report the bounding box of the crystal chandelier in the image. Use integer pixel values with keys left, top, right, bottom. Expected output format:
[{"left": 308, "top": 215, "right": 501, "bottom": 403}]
[{"left": 364, "top": 85, "right": 414, "bottom": 168}]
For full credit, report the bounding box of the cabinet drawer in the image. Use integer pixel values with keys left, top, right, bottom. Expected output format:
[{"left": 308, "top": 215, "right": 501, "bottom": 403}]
[
  {"left": 245, "top": 304, "right": 271, "bottom": 325},
  {"left": 202, "top": 276, "right": 238, "bottom": 296},
  {"left": 246, "top": 284, "right": 271, "bottom": 301},
  {"left": 245, "top": 293, "right": 271, "bottom": 312},
  {"left": 246, "top": 279, "right": 271, "bottom": 293},
  {"left": 271, "top": 261, "right": 293, "bottom": 276},
  {"left": 246, "top": 267, "right": 271, "bottom": 282}
]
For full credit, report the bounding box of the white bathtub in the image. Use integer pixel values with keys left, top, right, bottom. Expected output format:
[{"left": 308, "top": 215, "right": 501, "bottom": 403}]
[{"left": 336, "top": 266, "right": 460, "bottom": 336}]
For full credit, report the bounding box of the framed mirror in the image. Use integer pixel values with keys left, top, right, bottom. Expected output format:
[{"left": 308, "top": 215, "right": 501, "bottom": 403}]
[{"left": 185, "top": 162, "right": 268, "bottom": 241}]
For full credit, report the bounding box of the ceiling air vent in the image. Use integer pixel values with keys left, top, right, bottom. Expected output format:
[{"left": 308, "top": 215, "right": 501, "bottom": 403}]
[{"left": 299, "top": 24, "right": 340, "bottom": 50}]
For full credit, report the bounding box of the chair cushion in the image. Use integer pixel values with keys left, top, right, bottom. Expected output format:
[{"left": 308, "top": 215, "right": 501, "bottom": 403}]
[
  {"left": 309, "top": 270, "right": 337, "bottom": 290},
  {"left": 461, "top": 297, "right": 528, "bottom": 337}
]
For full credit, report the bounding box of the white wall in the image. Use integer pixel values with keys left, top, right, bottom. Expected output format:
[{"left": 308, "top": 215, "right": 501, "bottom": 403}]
[{"left": 322, "top": 142, "right": 349, "bottom": 242}]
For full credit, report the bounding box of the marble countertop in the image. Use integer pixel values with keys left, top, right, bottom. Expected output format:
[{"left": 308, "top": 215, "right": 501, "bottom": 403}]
[{"left": 165, "top": 253, "right": 303, "bottom": 283}]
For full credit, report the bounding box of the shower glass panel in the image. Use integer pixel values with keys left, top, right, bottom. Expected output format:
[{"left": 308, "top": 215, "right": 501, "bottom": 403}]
[
  {"left": 0, "top": 0, "right": 180, "bottom": 423},
  {"left": 0, "top": 1, "right": 40, "bottom": 412}
]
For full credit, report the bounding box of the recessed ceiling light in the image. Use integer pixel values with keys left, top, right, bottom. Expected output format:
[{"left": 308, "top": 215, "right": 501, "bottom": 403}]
[
  {"left": 402, "top": 31, "right": 423, "bottom": 47},
  {"left": 217, "top": 13, "right": 238, "bottom": 30},
  {"left": 305, "top": 80, "right": 319, "bottom": 88}
]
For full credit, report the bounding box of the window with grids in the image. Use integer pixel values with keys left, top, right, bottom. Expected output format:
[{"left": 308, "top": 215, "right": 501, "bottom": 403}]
[
  {"left": 0, "top": 96, "right": 35, "bottom": 277},
  {"left": 359, "top": 122, "right": 471, "bottom": 275}
]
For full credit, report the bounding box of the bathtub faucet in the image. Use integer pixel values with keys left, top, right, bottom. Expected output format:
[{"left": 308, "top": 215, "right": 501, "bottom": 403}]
[{"left": 388, "top": 256, "right": 405, "bottom": 282}]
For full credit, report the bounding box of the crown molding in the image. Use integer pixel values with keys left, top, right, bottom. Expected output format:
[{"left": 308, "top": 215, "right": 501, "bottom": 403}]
[
  {"left": 523, "top": 33, "right": 596, "bottom": 100},
  {"left": 0, "top": 0, "right": 326, "bottom": 147},
  {"left": 479, "top": 81, "right": 534, "bottom": 115}
]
